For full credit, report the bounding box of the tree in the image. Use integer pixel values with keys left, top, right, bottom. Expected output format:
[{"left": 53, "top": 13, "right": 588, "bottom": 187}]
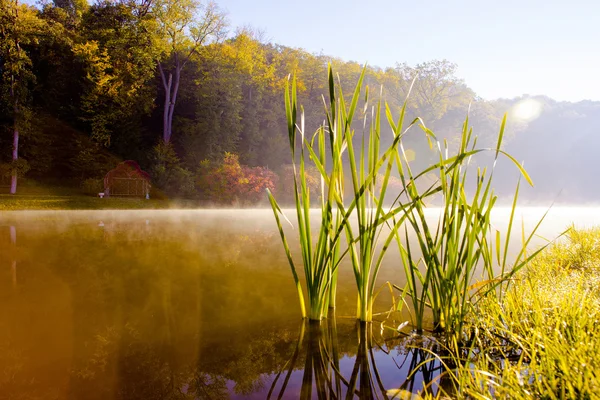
[
  {"left": 154, "top": 0, "right": 226, "bottom": 144},
  {"left": 0, "top": 0, "right": 43, "bottom": 193},
  {"left": 53, "top": 0, "right": 88, "bottom": 27},
  {"left": 150, "top": 141, "right": 195, "bottom": 197},
  {"left": 73, "top": 1, "right": 158, "bottom": 150},
  {"left": 393, "top": 60, "right": 474, "bottom": 126},
  {"left": 225, "top": 31, "right": 277, "bottom": 166},
  {"left": 176, "top": 39, "right": 244, "bottom": 166}
]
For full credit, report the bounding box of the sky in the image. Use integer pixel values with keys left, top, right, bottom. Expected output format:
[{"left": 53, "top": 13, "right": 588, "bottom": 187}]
[{"left": 217, "top": 0, "right": 600, "bottom": 102}]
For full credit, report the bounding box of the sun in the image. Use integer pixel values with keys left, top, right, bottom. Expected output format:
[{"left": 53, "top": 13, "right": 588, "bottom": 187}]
[{"left": 512, "top": 98, "right": 543, "bottom": 122}]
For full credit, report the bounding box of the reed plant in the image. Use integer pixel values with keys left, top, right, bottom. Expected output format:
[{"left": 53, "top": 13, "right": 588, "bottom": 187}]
[
  {"left": 389, "top": 114, "right": 550, "bottom": 341},
  {"left": 267, "top": 72, "right": 347, "bottom": 321},
  {"left": 337, "top": 77, "right": 404, "bottom": 323},
  {"left": 271, "top": 65, "right": 422, "bottom": 322},
  {"left": 309, "top": 67, "right": 403, "bottom": 322}
]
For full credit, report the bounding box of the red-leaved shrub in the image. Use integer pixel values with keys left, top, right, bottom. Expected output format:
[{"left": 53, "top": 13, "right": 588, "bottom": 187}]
[{"left": 197, "top": 153, "right": 278, "bottom": 205}]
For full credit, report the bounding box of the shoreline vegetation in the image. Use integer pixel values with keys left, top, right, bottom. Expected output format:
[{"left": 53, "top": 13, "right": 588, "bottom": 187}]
[{"left": 268, "top": 65, "right": 542, "bottom": 329}]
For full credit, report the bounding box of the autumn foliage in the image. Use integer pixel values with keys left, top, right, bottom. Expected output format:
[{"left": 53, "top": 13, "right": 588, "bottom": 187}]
[{"left": 197, "top": 153, "right": 277, "bottom": 205}]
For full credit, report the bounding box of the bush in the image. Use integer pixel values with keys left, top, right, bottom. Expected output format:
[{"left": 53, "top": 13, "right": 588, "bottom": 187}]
[
  {"left": 242, "top": 165, "right": 279, "bottom": 204},
  {"left": 81, "top": 178, "right": 104, "bottom": 196},
  {"left": 196, "top": 152, "right": 278, "bottom": 205},
  {"left": 150, "top": 142, "right": 196, "bottom": 198},
  {"left": 0, "top": 159, "right": 31, "bottom": 180}
]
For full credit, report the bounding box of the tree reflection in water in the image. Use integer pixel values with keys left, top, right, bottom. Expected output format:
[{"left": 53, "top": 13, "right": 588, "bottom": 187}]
[
  {"left": 10, "top": 226, "right": 17, "bottom": 288},
  {"left": 269, "top": 315, "right": 448, "bottom": 399}
]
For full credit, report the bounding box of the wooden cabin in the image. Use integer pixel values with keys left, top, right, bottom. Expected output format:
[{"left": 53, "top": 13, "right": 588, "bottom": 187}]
[{"left": 103, "top": 161, "right": 151, "bottom": 198}]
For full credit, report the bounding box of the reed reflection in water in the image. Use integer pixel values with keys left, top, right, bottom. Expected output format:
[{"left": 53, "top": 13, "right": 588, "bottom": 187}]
[{"left": 268, "top": 315, "right": 450, "bottom": 399}]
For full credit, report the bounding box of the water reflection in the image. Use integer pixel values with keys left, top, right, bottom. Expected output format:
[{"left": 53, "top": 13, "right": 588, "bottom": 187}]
[
  {"left": 1, "top": 209, "right": 598, "bottom": 399},
  {"left": 0, "top": 211, "right": 436, "bottom": 399},
  {"left": 268, "top": 316, "right": 447, "bottom": 399},
  {"left": 10, "top": 225, "right": 16, "bottom": 288}
]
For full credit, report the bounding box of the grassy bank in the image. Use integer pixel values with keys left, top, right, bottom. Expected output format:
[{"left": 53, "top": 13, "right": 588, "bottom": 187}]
[
  {"left": 437, "top": 227, "right": 600, "bottom": 398},
  {"left": 0, "top": 184, "right": 187, "bottom": 210},
  {"left": 0, "top": 194, "right": 177, "bottom": 210},
  {"left": 0, "top": 180, "right": 202, "bottom": 210}
]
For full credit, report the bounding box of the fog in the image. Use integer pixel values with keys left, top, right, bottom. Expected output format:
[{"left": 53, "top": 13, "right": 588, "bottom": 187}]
[{"left": 4, "top": 206, "right": 600, "bottom": 240}]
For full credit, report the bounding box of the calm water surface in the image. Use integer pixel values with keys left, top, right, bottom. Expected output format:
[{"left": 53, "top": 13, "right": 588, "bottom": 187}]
[{"left": 1, "top": 208, "right": 599, "bottom": 399}]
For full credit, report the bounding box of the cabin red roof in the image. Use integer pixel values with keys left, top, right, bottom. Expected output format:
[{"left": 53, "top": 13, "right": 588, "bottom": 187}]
[{"left": 104, "top": 160, "right": 151, "bottom": 181}]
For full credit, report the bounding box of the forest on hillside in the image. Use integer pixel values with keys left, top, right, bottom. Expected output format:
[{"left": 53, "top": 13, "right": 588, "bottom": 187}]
[{"left": 1, "top": 0, "right": 599, "bottom": 203}]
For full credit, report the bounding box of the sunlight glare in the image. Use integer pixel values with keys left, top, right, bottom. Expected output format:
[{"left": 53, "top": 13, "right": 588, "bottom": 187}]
[{"left": 511, "top": 98, "right": 543, "bottom": 122}]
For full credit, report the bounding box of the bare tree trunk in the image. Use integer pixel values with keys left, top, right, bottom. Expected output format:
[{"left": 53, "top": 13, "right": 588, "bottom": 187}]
[
  {"left": 166, "top": 64, "right": 181, "bottom": 144},
  {"left": 158, "top": 62, "right": 173, "bottom": 144},
  {"left": 10, "top": 121, "right": 18, "bottom": 195},
  {"left": 158, "top": 58, "right": 183, "bottom": 145}
]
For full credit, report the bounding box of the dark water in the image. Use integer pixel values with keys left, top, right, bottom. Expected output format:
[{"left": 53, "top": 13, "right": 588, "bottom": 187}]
[{"left": 0, "top": 209, "right": 597, "bottom": 399}]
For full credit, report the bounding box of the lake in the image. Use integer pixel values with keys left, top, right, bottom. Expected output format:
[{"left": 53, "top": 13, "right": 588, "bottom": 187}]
[{"left": 1, "top": 208, "right": 599, "bottom": 399}]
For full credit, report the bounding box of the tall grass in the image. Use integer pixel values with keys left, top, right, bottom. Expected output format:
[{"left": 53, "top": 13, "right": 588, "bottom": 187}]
[
  {"left": 269, "top": 64, "right": 546, "bottom": 335},
  {"left": 339, "top": 76, "right": 403, "bottom": 322}
]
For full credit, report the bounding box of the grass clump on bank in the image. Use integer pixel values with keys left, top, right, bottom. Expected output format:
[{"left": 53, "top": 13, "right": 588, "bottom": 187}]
[{"left": 443, "top": 227, "right": 600, "bottom": 398}]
